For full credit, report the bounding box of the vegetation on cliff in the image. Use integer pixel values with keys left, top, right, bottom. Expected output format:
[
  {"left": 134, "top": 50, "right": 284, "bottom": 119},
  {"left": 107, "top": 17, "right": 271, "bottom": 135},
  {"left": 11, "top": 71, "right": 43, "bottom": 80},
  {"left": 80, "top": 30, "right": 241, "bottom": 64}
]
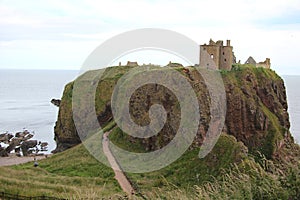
[
  {"left": 54, "top": 64, "right": 295, "bottom": 161},
  {"left": 0, "top": 64, "right": 299, "bottom": 199}
]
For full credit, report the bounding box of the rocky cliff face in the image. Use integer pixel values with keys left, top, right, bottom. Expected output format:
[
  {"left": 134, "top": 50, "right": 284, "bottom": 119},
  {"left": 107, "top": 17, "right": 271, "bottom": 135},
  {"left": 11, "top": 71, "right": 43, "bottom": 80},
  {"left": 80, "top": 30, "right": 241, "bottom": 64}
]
[{"left": 52, "top": 65, "right": 296, "bottom": 161}]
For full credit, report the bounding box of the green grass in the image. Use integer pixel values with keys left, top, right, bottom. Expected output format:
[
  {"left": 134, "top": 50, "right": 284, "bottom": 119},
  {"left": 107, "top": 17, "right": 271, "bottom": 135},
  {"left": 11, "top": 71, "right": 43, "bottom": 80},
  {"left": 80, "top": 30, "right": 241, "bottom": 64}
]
[
  {"left": 1, "top": 134, "right": 299, "bottom": 199},
  {"left": 147, "top": 160, "right": 289, "bottom": 199},
  {"left": 125, "top": 134, "right": 248, "bottom": 192},
  {"left": 1, "top": 144, "right": 123, "bottom": 199}
]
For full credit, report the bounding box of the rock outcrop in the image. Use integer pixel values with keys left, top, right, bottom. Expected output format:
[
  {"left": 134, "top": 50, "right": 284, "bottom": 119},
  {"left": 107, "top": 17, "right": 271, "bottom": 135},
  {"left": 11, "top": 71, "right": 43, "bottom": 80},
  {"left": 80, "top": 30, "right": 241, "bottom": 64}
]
[
  {"left": 0, "top": 130, "right": 48, "bottom": 157},
  {"left": 51, "top": 99, "right": 61, "bottom": 107},
  {"left": 52, "top": 65, "right": 296, "bottom": 161}
]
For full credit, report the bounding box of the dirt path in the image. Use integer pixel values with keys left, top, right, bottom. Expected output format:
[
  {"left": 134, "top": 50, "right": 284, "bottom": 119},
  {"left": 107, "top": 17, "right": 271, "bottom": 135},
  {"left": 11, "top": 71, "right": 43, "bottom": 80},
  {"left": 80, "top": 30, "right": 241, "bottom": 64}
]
[
  {"left": 0, "top": 155, "right": 48, "bottom": 167},
  {"left": 103, "top": 132, "right": 135, "bottom": 195}
]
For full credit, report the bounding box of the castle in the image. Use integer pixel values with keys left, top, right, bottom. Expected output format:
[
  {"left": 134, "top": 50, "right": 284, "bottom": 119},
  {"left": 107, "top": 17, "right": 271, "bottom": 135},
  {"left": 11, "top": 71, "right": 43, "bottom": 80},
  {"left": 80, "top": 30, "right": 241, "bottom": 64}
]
[{"left": 199, "top": 39, "right": 271, "bottom": 70}]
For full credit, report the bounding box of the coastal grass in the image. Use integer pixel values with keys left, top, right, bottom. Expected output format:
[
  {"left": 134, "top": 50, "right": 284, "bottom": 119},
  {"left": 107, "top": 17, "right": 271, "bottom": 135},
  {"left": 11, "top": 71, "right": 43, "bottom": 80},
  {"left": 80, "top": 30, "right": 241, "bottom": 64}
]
[
  {"left": 124, "top": 133, "right": 248, "bottom": 192},
  {"left": 0, "top": 144, "right": 123, "bottom": 199},
  {"left": 145, "top": 160, "right": 293, "bottom": 199},
  {"left": 0, "top": 134, "right": 299, "bottom": 199}
]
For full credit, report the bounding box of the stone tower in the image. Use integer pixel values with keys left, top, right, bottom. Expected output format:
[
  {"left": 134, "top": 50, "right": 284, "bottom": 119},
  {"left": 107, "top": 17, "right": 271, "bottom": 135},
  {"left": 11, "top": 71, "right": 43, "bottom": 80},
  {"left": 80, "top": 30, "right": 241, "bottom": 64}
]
[{"left": 199, "top": 39, "right": 234, "bottom": 70}]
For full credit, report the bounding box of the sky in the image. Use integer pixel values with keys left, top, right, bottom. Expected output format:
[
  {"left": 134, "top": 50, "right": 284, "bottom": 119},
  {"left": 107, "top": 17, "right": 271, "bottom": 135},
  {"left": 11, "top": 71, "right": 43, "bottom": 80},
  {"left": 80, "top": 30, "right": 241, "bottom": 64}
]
[{"left": 0, "top": 0, "right": 300, "bottom": 75}]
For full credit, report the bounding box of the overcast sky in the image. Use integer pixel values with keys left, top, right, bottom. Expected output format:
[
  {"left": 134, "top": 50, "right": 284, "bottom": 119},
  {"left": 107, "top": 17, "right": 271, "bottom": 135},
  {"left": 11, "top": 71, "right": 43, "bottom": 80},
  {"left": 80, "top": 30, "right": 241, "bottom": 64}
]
[{"left": 0, "top": 0, "right": 299, "bottom": 75}]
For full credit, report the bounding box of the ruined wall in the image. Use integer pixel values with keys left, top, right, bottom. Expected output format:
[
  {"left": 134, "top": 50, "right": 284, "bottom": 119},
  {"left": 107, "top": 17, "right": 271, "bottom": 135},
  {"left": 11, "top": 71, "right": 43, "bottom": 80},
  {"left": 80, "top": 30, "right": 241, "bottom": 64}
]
[
  {"left": 199, "top": 45, "right": 220, "bottom": 69},
  {"left": 257, "top": 58, "right": 271, "bottom": 69},
  {"left": 219, "top": 46, "right": 233, "bottom": 70},
  {"left": 200, "top": 39, "right": 233, "bottom": 70}
]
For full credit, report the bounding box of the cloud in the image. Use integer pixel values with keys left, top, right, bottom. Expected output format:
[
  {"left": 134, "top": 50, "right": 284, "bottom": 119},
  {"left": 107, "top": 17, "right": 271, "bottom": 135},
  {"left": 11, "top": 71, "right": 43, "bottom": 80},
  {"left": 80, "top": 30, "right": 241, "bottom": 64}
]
[{"left": 0, "top": 0, "right": 299, "bottom": 73}]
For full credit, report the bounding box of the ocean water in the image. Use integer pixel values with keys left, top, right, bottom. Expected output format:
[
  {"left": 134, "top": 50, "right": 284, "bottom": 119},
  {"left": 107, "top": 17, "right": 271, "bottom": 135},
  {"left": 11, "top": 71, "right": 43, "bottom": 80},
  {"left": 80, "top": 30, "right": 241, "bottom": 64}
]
[
  {"left": 0, "top": 70, "right": 299, "bottom": 153},
  {"left": 0, "top": 70, "right": 78, "bottom": 151},
  {"left": 283, "top": 76, "right": 300, "bottom": 143}
]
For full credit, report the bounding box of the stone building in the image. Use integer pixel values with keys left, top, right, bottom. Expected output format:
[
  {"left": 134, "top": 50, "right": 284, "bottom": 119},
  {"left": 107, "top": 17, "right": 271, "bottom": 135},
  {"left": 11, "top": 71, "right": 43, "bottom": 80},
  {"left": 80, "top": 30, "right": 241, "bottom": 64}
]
[
  {"left": 199, "top": 39, "right": 236, "bottom": 70},
  {"left": 127, "top": 61, "right": 138, "bottom": 67},
  {"left": 118, "top": 61, "right": 139, "bottom": 67},
  {"left": 245, "top": 56, "right": 271, "bottom": 69}
]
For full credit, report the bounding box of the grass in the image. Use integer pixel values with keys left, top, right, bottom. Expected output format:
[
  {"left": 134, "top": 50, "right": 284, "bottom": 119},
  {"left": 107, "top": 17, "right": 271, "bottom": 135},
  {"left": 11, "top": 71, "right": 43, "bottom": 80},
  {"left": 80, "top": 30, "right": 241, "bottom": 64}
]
[
  {"left": 0, "top": 144, "right": 123, "bottom": 199},
  {"left": 125, "top": 134, "right": 248, "bottom": 192},
  {"left": 1, "top": 134, "right": 299, "bottom": 199},
  {"left": 147, "top": 161, "right": 288, "bottom": 199},
  {"left": 109, "top": 127, "right": 147, "bottom": 153}
]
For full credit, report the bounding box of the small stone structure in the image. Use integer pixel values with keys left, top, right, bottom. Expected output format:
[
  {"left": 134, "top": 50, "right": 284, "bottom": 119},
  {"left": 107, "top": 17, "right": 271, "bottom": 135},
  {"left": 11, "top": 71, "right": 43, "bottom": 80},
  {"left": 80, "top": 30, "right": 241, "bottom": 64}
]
[
  {"left": 167, "top": 61, "right": 184, "bottom": 68},
  {"left": 126, "top": 61, "right": 138, "bottom": 67},
  {"left": 245, "top": 56, "right": 271, "bottom": 69},
  {"left": 118, "top": 61, "right": 139, "bottom": 67}
]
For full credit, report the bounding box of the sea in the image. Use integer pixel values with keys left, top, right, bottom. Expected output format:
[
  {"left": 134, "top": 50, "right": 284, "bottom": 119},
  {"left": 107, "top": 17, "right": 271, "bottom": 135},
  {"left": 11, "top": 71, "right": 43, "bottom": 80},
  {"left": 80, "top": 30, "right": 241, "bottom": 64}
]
[{"left": 0, "top": 70, "right": 299, "bottom": 152}]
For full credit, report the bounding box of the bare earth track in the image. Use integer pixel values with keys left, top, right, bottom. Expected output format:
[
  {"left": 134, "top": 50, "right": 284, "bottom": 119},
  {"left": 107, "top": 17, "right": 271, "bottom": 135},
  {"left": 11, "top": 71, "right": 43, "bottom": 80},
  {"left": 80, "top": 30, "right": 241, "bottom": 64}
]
[
  {"left": 103, "top": 132, "right": 135, "bottom": 195},
  {"left": 0, "top": 155, "right": 47, "bottom": 166}
]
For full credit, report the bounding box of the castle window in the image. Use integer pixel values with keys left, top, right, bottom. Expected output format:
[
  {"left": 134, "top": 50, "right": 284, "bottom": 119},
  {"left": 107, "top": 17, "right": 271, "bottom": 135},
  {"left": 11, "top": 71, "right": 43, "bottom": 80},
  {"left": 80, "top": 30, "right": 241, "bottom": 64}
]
[
  {"left": 223, "top": 52, "right": 225, "bottom": 55},
  {"left": 224, "top": 59, "right": 227, "bottom": 62},
  {"left": 210, "top": 54, "right": 214, "bottom": 59}
]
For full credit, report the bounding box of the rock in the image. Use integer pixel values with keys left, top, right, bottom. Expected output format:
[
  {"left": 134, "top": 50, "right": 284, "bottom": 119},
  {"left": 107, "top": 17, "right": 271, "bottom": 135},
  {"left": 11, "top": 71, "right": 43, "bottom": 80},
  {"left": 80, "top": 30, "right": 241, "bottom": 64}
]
[
  {"left": 39, "top": 141, "right": 48, "bottom": 151},
  {"left": 15, "top": 131, "right": 33, "bottom": 141},
  {"left": 0, "top": 133, "right": 13, "bottom": 143},
  {"left": 5, "top": 138, "right": 22, "bottom": 154},
  {"left": 21, "top": 140, "right": 38, "bottom": 156},
  {"left": 0, "top": 148, "right": 8, "bottom": 157},
  {"left": 51, "top": 99, "right": 61, "bottom": 107}
]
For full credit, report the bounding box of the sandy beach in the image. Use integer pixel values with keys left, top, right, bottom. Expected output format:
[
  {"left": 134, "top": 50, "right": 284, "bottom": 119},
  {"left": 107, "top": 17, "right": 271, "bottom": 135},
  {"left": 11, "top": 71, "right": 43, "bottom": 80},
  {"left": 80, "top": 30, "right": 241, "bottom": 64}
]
[{"left": 0, "top": 154, "right": 49, "bottom": 167}]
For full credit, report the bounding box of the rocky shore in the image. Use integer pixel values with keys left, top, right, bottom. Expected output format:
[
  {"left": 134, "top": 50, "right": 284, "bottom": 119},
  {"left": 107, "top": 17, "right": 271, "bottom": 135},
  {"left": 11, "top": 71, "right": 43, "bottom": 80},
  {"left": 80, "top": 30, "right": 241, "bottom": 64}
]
[{"left": 0, "top": 130, "right": 48, "bottom": 157}]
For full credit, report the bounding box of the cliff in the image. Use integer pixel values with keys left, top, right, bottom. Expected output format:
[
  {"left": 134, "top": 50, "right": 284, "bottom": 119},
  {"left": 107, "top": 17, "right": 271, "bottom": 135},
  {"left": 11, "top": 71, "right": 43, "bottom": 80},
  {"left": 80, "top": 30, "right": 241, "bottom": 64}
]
[{"left": 52, "top": 65, "right": 298, "bottom": 164}]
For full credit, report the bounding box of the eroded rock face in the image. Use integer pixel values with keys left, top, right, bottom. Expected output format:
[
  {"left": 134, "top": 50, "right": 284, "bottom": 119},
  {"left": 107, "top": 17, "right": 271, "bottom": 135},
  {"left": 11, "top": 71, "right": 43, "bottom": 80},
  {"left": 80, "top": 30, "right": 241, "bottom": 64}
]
[
  {"left": 223, "top": 68, "right": 290, "bottom": 158},
  {"left": 52, "top": 66, "right": 293, "bottom": 159}
]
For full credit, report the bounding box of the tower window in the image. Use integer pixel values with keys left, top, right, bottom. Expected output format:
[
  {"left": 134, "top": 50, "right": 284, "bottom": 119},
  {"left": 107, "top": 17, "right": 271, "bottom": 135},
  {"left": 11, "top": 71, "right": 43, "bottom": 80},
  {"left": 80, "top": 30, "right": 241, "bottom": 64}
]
[
  {"left": 224, "top": 59, "right": 227, "bottom": 62},
  {"left": 223, "top": 52, "right": 225, "bottom": 55},
  {"left": 210, "top": 54, "right": 214, "bottom": 59}
]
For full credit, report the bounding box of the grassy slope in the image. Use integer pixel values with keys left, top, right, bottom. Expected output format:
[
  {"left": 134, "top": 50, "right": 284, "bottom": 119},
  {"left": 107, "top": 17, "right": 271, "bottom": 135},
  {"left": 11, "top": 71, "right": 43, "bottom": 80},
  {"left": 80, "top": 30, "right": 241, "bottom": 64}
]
[
  {"left": 1, "top": 134, "right": 298, "bottom": 199},
  {"left": 127, "top": 133, "right": 247, "bottom": 189},
  {"left": 0, "top": 144, "right": 123, "bottom": 199}
]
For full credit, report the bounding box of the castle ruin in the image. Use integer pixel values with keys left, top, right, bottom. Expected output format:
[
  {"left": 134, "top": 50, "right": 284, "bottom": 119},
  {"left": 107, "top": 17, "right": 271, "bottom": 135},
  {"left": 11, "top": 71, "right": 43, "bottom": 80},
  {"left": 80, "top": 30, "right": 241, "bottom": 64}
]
[
  {"left": 199, "top": 39, "right": 271, "bottom": 70},
  {"left": 199, "top": 39, "right": 235, "bottom": 70},
  {"left": 245, "top": 56, "right": 271, "bottom": 69}
]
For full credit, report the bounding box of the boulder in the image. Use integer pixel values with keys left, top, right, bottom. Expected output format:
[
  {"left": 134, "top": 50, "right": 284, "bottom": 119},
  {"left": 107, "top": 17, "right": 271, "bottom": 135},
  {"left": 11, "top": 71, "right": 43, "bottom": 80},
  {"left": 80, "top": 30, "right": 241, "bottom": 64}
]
[
  {"left": 0, "top": 133, "right": 13, "bottom": 143},
  {"left": 21, "top": 140, "right": 38, "bottom": 156},
  {"left": 51, "top": 99, "right": 61, "bottom": 107},
  {"left": 5, "top": 138, "right": 22, "bottom": 154}
]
